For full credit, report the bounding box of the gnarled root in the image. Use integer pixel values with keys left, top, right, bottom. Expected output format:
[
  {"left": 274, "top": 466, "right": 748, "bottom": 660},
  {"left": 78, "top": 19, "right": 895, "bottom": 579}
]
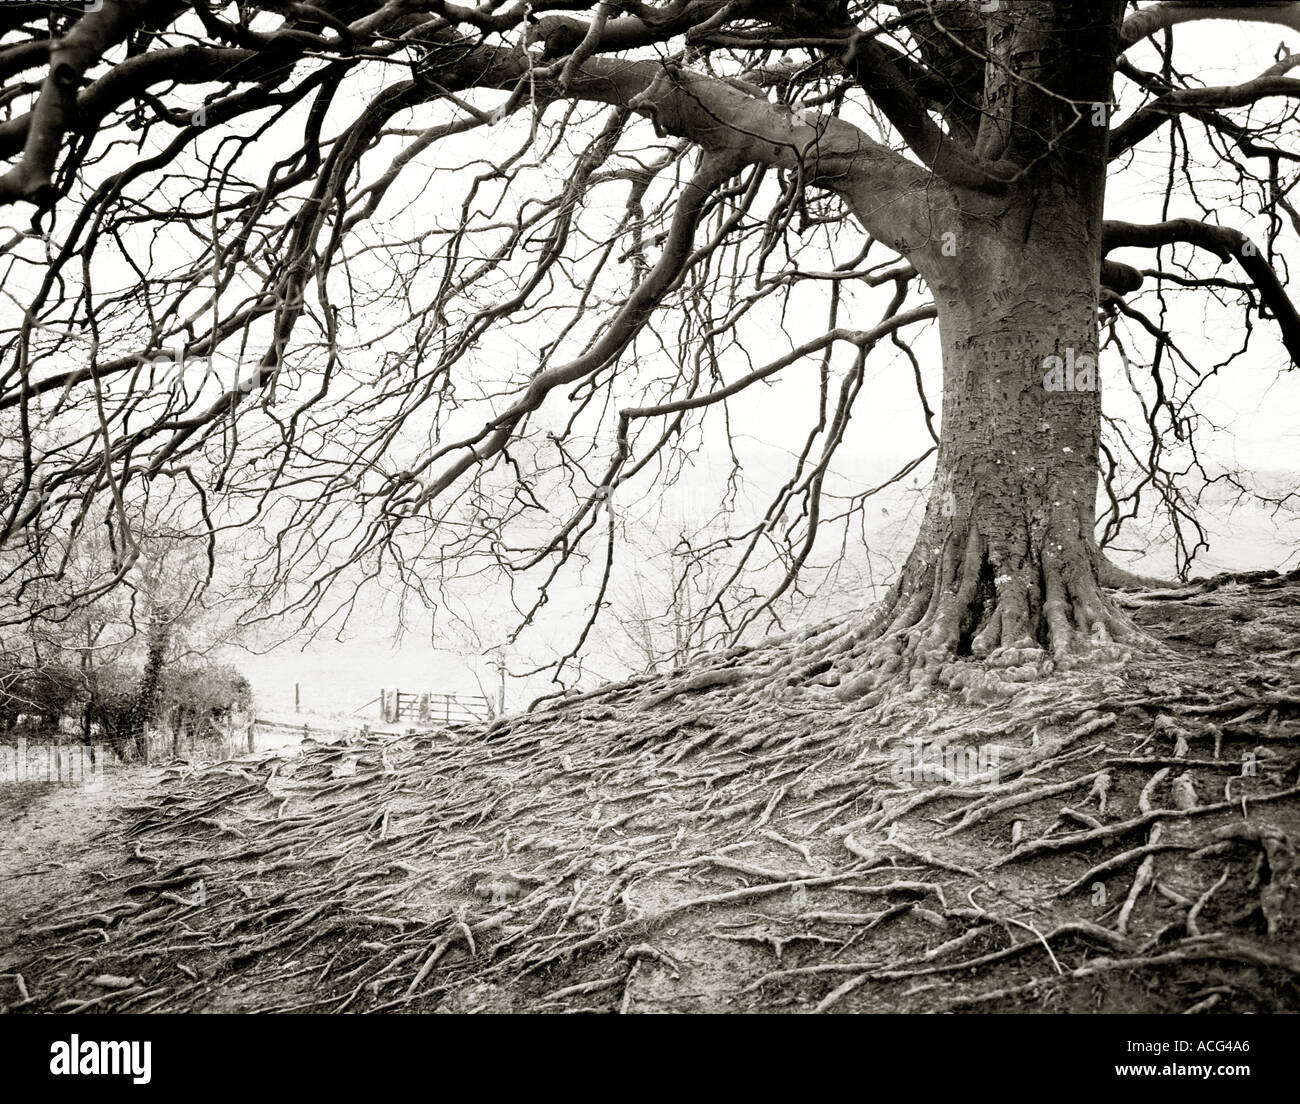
[{"left": 817, "top": 520, "right": 1165, "bottom": 707}]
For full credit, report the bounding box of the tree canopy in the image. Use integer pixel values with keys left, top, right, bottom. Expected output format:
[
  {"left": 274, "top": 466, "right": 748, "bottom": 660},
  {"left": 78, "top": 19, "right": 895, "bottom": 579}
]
[{"left": 2, "top": 1, "right": 1299, "bottom": 691}]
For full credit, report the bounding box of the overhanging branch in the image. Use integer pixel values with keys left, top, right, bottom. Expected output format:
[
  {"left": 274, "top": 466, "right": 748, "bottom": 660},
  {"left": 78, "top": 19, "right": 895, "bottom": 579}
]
[
  {"left": 1121, "top": 2, "right": 1300, "bottom": 50},
  {"left": 0, "top": 0, "right": 154, "bottom": 207},
  {"left": 1110, "top": 57, "right": 1300, "bottom": 158},
  {"left": 1103, "top": 218, "right": 1300, "bottom": 365}
]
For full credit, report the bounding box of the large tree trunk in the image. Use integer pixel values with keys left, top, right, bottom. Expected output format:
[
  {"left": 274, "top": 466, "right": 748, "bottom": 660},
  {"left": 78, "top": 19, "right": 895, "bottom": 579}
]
[
  {"left": 835, "top": 1, "right": 1142, "bottom": 706},
  {"left": 844, "top": 224, "right": 1131, "bottom": 704}
]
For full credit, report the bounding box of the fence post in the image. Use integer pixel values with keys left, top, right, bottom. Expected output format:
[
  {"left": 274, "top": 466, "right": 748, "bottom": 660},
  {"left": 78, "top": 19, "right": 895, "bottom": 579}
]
[
  {"left": 295, "top": 682, "right": 300, "bottom": 713},
  {"left": 246, "top": 721, "right": 255, "bottom": 753}
]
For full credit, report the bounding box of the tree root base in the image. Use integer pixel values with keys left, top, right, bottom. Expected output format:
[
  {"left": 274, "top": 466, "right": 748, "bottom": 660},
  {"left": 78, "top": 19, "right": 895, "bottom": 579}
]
[
  {"left": 830, "top": 634, "right": 1137, "bottom": 709},
  {"left": 4, "top": 570, "right": 1300, "bottom": 1014}
]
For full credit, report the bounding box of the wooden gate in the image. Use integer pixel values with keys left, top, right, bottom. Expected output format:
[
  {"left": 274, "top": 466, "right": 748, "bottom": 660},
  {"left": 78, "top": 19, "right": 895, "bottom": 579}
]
[{"left": 379, "top": 690, "right": 492, "bottom": 726}]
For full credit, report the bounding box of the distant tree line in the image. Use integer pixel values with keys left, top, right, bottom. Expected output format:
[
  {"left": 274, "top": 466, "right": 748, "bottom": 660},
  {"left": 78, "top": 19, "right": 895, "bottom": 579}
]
[
  {"left": 0, "top": 656, "right": 250, "bottom": 761},
  {"left": 1, "top": 511, "right": 253, "bottom": 761}
]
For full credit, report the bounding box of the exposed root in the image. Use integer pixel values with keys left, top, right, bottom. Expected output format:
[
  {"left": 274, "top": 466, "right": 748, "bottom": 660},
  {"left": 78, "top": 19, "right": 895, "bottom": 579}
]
[
  {"left": 1, "top": 571, "right": 1298, "bottom": 1014},
  {"left": 1092, "top": 548, "right": 1179, "bottom": 591},
  {"left": 817, "top": 527, "right": 1157, "bottom": 709}
]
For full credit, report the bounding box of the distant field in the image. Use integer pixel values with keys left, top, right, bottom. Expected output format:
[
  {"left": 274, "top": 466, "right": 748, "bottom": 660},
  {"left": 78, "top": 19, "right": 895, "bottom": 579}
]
[
  {"left": 232, "top": 646, "right": 488, "bottom": 721},
  {"left": 230, "top": 470, "right": 1297, "bottom": 720}
]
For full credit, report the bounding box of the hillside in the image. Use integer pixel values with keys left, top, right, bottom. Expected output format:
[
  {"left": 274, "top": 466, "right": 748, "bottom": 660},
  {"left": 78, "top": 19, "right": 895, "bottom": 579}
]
[{"left": 2, "top": 571, "right": 1298, "bottom": 1014}]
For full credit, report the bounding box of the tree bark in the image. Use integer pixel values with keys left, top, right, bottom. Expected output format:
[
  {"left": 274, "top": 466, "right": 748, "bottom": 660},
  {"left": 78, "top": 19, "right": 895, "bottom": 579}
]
[
  {"left": 834, "top": 1, "right": 1141, "bottom": 705},
  {"left": 844, "top": 227, "right": 1128, "bottom": 702},
  {"left": 129, "top": 608, "right": 170, "bottom": 761}
]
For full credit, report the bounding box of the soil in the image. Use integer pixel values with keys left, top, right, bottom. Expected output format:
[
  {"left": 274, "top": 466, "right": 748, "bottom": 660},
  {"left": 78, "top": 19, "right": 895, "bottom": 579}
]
[
  {"left": 0, "top": 763, "right": 167, "bottom": 974},
  {"left": 1, "top": 570, "right": 1297, "bottom": 1014}
]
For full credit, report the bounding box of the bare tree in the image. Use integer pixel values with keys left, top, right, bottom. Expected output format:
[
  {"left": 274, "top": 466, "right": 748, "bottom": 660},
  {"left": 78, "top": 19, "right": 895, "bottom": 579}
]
[
  {"left": 1, "top": 503, "right": 245, "bottom": 755},
  {"left": 1, "top": 1, "right": 1298, "bottom": 701},
  {"left": 610, "top": 530, "right": 723, "bottom": 675},
  {"left": 606, "top": 511, "right": 853, "bottom": 674}
]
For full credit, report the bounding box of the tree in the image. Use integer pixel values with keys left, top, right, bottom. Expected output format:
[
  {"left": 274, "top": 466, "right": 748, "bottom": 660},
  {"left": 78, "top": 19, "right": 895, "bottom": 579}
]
[
  {"left": 156, "top": 661, "right": 251, "bottom": 756},
  {"left": 0, "top": 502, "right": 247, "bottom": 755},
  {"left": 603, "top": 509, "right": 853, "bottom": 675},
  {"left": 1, "top": 2, "right": 1298, "bottom": 701}
]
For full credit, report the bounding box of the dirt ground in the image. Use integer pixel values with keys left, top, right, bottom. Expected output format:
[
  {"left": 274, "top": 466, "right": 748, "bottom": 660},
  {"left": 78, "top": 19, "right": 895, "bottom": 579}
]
[
  {"left": 0, "top": 764, "right": 168, "bottom": 979},
  {"left": 2, "top": 570, "right": 1298, "bottom": 1014}
]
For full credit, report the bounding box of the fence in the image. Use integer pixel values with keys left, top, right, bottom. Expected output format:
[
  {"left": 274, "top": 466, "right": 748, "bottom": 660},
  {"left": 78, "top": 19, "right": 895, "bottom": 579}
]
[
  {"left": 239, "top": 700, "right": 492, "bottom": 754},
  {"left": 3, "top": 714, "right": 255, "bottom": 766},
  {"left": 249, "top": 716, "right": 364, "bottom": 749},
  {"left": 3, "top": 699, "right": 490, "bottom": 765},
  {"left": 109, "top": 717, "right": 355, "bottom": 760},
  {"left": 379, "top": 690, "right": 493, "bottom": 726}
]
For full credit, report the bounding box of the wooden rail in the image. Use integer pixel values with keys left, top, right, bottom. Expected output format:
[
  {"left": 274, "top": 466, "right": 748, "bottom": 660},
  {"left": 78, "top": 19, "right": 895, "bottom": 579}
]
[
  {"left": 379, "top": 690, "right": 492, "bottom": 726},
  {"left": 246, "top": 717, "right": 371, "bottom": 751},
  {"left": 243, "top": 690, "right": 493, "bottom": 752},
  {"left": 252, "top": 717, "right": 361, "bottom": 742}
]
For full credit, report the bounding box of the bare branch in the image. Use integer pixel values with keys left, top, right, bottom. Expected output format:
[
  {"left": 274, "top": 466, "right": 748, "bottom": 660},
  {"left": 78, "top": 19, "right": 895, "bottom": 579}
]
[{"left": 1103, "top": 218, "right": 1300, "bottom": 364}]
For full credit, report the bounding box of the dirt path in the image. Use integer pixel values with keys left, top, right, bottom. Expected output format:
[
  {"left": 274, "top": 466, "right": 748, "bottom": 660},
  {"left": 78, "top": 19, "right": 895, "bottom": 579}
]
[{"left": 0, "top": 763, "right": 167, "bottom": 980}]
